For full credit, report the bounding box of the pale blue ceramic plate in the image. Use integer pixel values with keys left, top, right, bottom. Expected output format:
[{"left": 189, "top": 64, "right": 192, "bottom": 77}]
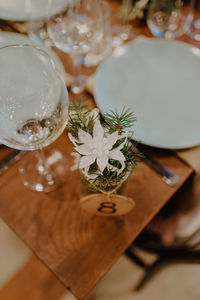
[
  {"left": 0, "top": 0, "right": 70, "bottom": 21},
  {"left": 94, "top": 38, "right": 200, "bottom": 149}
]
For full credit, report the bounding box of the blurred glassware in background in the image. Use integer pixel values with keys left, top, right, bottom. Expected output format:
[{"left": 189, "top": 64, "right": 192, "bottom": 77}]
[
  {"left": 0, "top": 45, "right": 69, "bottom": 192},
  {"left": 147, "top": 0, "right": 189, "bottom": 39},
  {"left": 26, "top": 0, "right": 52, "bottom": 46},
  {"left": 111, "top": 0, "right": 133, "bottom": 48},
  {"left": 26, "top": 0, "right": 70, "bottom": 46},
  {"left": 186, "top": 0, "right": 200, "bottom": 40},
  {"left": 48, "top": 0, "right": 104, "bottom": 94},
  {"left": 84, "top": 1, "right": 112, "bottom": 67}
]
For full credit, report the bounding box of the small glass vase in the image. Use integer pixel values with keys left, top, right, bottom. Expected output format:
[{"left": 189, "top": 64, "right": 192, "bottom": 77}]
[{"left": 80, "top": 171, "right": 135, "bottom": 217}]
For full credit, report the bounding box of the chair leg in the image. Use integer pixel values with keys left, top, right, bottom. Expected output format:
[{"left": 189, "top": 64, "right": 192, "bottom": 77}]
[
  {"left": 125, "top": 249, "right": 149, "bottom": 270},
  {"left": 134, "top": 257, "right": 165, "bottom": 291},
  {"left": 134, "top": 251, "right": 200, "bottom": 291}
]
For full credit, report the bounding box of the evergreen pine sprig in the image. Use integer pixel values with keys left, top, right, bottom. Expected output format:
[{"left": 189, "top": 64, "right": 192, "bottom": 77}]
[
  {"left": 67, "top": 101, "right": 95, "bottom": 137},
  {"left": 67, "top": 103, "right": 139, "bottom": 192},
  {"left": 104, "top": 107, "right": 136, "bottom": 134}
]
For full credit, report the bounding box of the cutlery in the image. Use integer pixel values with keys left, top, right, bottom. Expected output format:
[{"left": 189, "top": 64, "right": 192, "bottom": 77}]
[
  {"left": 133, "top": 146, "right": 180, "bottom": 187},
  {"left": 0, "top": 150, "right": 25, "bottom": 176}
]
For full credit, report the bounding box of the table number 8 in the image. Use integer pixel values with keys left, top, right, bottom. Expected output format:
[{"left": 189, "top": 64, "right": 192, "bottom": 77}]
[
  {"left": 80, "top": 193, "right": 135, "bottom": 217},
  {"left": 98, "top": 202, "right": 117, "bottom": 214}
]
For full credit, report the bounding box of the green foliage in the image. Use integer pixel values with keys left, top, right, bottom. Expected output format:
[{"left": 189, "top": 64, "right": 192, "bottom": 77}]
[
  {"left": 104, "top": 107, "right": 136, "bottom": 134},
  {"left": 68, "top": 102, "right": 140, "bottom": 192},
  {"left": 119, "top": 0, "right": 151, "bottom": 21},
  {"left": 67, "top": 101, "right": 94, "bottom": 138}
]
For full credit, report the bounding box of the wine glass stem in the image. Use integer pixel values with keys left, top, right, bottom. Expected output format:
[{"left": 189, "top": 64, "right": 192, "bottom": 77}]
[
  {"left": 71, "top": 53, "right": 86, "bottom": 94},
  {"left": 36, "top": 148, "right": 54, "bottom": 185}
]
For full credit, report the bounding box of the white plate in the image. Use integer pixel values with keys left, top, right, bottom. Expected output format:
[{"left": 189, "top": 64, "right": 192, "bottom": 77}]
[
  {"left": 94, "top": 39, "right": 200, "bottom": 149},
  {"left": 0, "top": 0, "right": 69, "bottom": 21},
  {"left": 0, "top": 32, "right": 66, "bottom": 82}
]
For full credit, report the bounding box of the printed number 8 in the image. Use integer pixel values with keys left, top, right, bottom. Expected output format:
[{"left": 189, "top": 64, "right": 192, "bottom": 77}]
[{"left": 98, "top": 202, "right": 116, "bottom": 214}]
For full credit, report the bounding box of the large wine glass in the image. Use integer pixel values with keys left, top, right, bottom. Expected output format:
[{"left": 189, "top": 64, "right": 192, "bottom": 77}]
[
  {"left": 0, "top": 44, "right": 69, "bottom": 192},
  {"left": 47, "top": 0, "right": 103, "bottom": 94}
]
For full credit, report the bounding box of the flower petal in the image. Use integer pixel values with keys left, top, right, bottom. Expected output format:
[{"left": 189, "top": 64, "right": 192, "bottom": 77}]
[
  {"left": 71, "top": 152, "right": 81, "bottom": 159},
  {"left": 80, "top": 154, "right": 96, "bottom": 169},
  {"left": 117, "top": 132, "right": 129, "bottom": 150},
  {"left": 97, "top": 155, "right": 108, "bottom": 172},
  {"left": 69, "top": 110, "right": 77, "bottom": 120},
  {"left": 89, "top": 108, "right": 99, "bottom": 120},
  {"left": 75, "top": 144, "right": 92, "bottom": 155},
  {"left": 117, "top": 160, "right": 126, "bottom": 174},
  {"left": 117, "top": 139, "right": 126, "bottom": 150},
  {"left": 82, "top": 166, "right": 98, "bottom": 179},
  {"left": 68, "top": 133, "right": 78, "bottom": 146},
  {"left": 93, "top": 119, "right": 104, "bottom": 140},
  {"left": 107, "top": 163, "right": 118, "bottom": 172},
  {"left": 106, "top": 131, "right": 119, "bottom": 150},
  {"left": 109, "top": 149, "right": 125, "bottom": 162},
  {"left": 78, "top": 129, "right": 93, "bottom": 144}
]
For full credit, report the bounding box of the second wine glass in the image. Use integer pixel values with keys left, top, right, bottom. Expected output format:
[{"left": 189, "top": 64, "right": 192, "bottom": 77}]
[{"left": 47, "top": 0, "right": 103, "bottom": 94}]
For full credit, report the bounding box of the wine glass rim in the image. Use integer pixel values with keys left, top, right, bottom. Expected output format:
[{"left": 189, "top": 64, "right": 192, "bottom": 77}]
[
  {"left": 0, "top": 43, "right": 57, "bottom": 72},
  {"left": 0, "top": 43, "right": 67, "bottom": 85}
]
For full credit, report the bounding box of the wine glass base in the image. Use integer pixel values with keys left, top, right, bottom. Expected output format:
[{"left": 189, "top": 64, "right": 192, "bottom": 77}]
[
  {"left": 19, "top": 148, "right": 68, "bottom": 192},
  {"left": 27, "top": 20, "right": 52, "bottom": 47},
  {"left": 70, "top": 75, "right": 87, "bottom": 94},
  {"left": 111, "top": 24, "right": 132, "bottom": 48}
]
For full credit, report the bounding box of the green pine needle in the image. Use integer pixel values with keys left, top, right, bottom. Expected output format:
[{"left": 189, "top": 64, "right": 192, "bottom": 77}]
[
  {"left": 67, "top": 103, "right": 140, "bottom": 192},
  {"left": 104, "top": 107, "right": 136, "bottom": 134}
]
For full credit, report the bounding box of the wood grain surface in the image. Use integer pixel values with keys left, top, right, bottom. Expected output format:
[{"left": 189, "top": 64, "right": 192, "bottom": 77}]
[
  {"left": 0, "top": 256, "right": 66, "bottom": 300},
  {"left": 0, "top": 1, "right": 196, "bottom": 299},
  {"left": 0, "top": 132, "right": 193, "bottom": 299}
]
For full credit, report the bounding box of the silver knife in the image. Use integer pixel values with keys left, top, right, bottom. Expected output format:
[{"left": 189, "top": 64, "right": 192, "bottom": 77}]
[
  {"left": 133, "top": 146, "right": 180, "bottom": 187},
  {"left": 0, "top": 150, "right": 25, "bottom": 175}
]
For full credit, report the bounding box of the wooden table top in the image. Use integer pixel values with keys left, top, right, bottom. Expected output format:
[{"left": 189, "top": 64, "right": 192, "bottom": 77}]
[
  {"left": 0, "top": 1, "right": 196, "bottom": 299},
  {"left": 0, "top": 136, "right": 193, "bottom": 300}
]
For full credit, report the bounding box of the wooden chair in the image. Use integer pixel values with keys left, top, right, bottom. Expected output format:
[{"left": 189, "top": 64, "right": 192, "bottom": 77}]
[
  {"left": 126, "top": 185, "right": 200, "bottom": 291},
  {"left": 126, "top": 229, "right": 200, "bottom": 290}
]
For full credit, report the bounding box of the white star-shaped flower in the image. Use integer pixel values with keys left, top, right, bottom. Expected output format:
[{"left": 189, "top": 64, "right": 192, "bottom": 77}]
[{"left": 69, "top": 119, "right": 126, "bottom": 173}]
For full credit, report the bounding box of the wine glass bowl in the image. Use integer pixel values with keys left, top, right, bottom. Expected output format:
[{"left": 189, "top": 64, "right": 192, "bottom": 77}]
[
  {"left": 47, "top": 0, "right": 104, "bottom": 94},
  {"left": 84, "top": 0, "right": 112, "bottom": 67},
  {"left": 0, "top": 44, "right": 68, "bottom": 150},
  {"left": 0, "top": 44, "right": 69, "bottom": 192}
]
